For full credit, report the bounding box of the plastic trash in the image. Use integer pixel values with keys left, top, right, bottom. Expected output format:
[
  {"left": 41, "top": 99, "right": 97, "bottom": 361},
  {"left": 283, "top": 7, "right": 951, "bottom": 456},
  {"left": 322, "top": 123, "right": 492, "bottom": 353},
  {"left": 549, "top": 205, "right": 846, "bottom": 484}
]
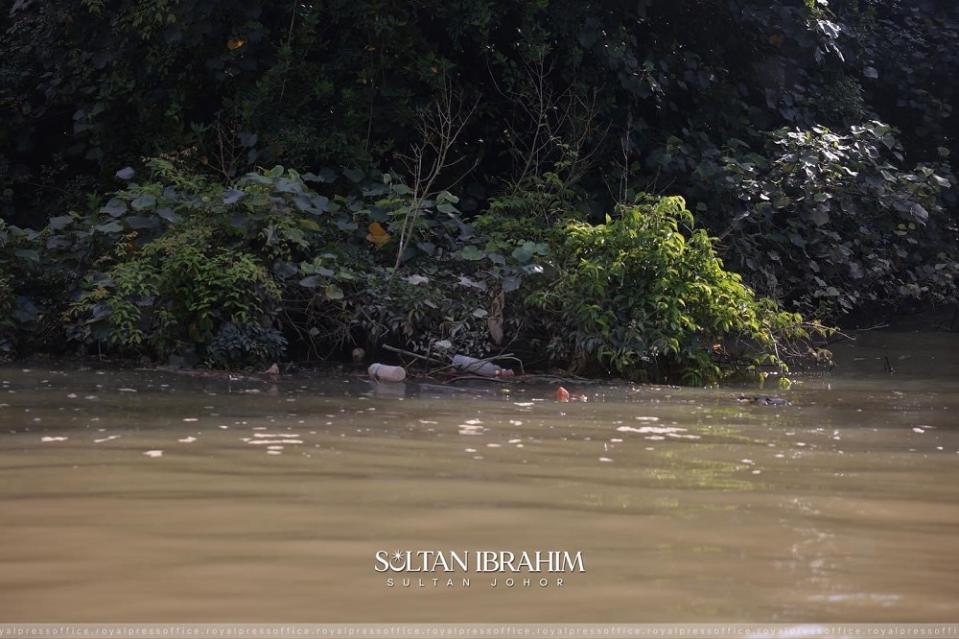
[
  {"left": 451, "top": 354, "right": 514, "bottom": 377},
  {"left": 368, "top": 363, "right": 406, "bottom": 382}
]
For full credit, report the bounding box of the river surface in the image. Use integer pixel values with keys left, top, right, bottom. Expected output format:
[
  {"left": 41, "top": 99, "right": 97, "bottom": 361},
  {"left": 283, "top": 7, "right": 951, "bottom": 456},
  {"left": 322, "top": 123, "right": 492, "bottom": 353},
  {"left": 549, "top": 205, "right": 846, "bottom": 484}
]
[{"left": 0, "top": 331, "right": 957, "bottom": 622}]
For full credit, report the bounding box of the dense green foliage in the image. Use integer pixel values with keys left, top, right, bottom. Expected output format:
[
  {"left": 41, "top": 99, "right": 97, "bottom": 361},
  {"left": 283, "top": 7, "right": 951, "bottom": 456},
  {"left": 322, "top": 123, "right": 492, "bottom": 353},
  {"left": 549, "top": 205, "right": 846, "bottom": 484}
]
[
  {"left": 0, "top": 160, "right": 813, "bottom": 382},
  {"left": 530, "top": 196, "right": 809, "bottom": 384},
  {"left": 1, "top": 0, "right": 956, "bottom": 379}
]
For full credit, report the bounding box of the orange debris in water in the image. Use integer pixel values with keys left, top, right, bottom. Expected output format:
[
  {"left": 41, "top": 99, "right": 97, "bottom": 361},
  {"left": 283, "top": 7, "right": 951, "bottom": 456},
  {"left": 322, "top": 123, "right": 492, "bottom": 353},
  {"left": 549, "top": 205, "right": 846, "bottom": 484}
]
[{"left": 556, "top": 386, "right": 570, "bottom": 402}]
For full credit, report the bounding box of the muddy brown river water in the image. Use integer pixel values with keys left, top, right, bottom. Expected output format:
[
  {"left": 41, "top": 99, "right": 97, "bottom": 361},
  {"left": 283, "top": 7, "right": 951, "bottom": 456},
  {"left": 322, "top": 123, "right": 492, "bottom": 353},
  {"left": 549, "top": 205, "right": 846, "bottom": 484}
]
[{"left": 0, "top": 331, "right": 957, "bottom": 622}]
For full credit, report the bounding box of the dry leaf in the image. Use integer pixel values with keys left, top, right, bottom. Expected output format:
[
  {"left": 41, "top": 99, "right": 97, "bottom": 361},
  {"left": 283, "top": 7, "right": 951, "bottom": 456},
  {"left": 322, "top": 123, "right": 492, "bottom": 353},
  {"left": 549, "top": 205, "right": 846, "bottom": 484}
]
[{"left": 366, "top": 222, "right": 391, "bottom": 248}]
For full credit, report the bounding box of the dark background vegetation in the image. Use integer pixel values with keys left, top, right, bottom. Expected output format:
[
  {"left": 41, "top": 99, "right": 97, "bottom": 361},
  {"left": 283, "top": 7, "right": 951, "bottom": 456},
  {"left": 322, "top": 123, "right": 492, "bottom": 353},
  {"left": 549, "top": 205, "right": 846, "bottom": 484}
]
[{"left": 0, "top": 0, "right": 956, "bottom": 381}]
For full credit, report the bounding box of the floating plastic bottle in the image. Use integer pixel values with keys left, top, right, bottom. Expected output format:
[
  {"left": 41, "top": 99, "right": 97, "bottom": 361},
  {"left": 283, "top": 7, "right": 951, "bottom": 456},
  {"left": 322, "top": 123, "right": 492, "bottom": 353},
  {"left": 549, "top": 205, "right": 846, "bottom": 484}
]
[
  {"left": 451, "top": 355, "right": 513, "bottom": 377},
  {"left": 367, "top": 363, "right": 407, "bottom": 382}
]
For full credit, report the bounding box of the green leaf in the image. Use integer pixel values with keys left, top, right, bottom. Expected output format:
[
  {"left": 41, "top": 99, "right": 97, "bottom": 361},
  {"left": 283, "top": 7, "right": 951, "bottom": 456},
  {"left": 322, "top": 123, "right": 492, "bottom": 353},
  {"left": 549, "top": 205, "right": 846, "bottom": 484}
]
[
  {"left": 100, "top": 198, "right": 127, "bottom": 217},
  {"left": 459, "top": 245, "right": 485, "bottom": 261},
  {"left": 130, "top": 194, "right": 156, "bottom": 211},
  {"left": 48, "top": 215, "right": 73, "bottom": 230},
  {"left": 95, "top": 221, "right": 123, "bottom": 234},
  {"left": 324, "top": 284, "right": 344, "bottom": 300},
  {"left": 298, "top": 275, "right": 323, "bottom": 288}
]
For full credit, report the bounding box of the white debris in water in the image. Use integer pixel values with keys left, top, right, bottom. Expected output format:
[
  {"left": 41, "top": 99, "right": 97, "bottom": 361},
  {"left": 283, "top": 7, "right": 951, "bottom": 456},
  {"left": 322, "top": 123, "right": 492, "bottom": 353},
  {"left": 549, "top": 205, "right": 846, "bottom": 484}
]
[
  {"left": 267, "top": 445, "right": 284, "bottom": 451},
  {"left": 508, "top": 439, "right": 522, "bottom": 444},
  {"left": 740, "top": 459, "right": 754, "bottom": 465},
  {"left": 509, "top": 420, "right": 523, "bottom": 426},
  {"left": 266, "top": 450, "right": 282, "bottom": 455},
  {"left": 143, "top": 450, "right": 163, "bottom": 458},
  {"left": 67, "top": 393, "right": 78, "bottom": 399},
  {"left": 486, "top": 443, "right": 501, "bottom": 448},
  {"left": 464, "top": 448, "right": 477, "bottom": 453},
  {"left": 513, "top": 402, "right": 534, "bottom": 407},
  {"left": 458, "top": 425, "right": 485, "bottom": 436},
  {"left": 775, "top": 453, "right": 785, "bottom": 458},
  {"left": 248, "top": 439, "right": 303, "bottom": 445},
  {"left": 645, "top": 435, "right": 665, "bottom": 441},
  {"left": 599, "top": 457, "right": 613, "bottom": 463},
  {"left": 634, "top": 416, "right": 660, "bottom": 422},
  {"left": 84, "top": 395, "right": 97, "bottom": 400},
  {"left": 645, "top": 447, "right": 655, "bottom": 451},
  {"left": 178, "top": 436, "right": 197, "bottom": 443},
  {"left": 41, "top": 436, "right": 67, "bottom": 442},
  {"left": 418, "top": 420, "right": 438, "bottom": 424},
  {"left": 94, "top": 435, "right": 120, "bottom": 443},
  {"left": 118, "top": 388, "right": 137, "bottom": 393},
  {"left": 463, "top": 419, "right": 483, "bottom": 425},
  {"left": 253, "top": 432, "right": 299, "bottom": 438},
  {"left": 912, "top": 427, "right": 925, "bottom": 434},
  {"left": 182, "top": 418, "right": 198, "bottom": 422},
  {"left": 751, "top": 470, "right": 762, "bottom": 475},
  {"left": 617, "top": 425, "right": 687, "bottom": 435},
  {"left": 218, "top": 425, "right": 229, "bottom": 430},
  {"left": 610, "top": 438, "right": 623, "bottom": 443}
]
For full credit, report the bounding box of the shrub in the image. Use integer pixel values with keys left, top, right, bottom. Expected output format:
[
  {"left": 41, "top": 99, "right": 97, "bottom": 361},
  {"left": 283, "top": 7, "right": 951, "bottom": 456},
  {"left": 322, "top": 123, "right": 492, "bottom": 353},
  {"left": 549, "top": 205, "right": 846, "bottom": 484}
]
[
  {"left": 529, "top": 195, "right": 814, "bottom": 384},
  {"left": 68, "top": 225, "right": 281, "bottom": 364}
]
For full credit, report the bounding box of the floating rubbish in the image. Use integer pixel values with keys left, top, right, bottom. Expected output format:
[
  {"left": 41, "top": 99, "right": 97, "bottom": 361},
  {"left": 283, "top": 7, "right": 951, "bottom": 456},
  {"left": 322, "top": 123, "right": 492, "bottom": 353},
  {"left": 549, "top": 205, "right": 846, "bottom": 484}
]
[
  {"left": 458, "top": 424, "right": 485, "bottom": 435},
  {"left": 143, "top": 450, "right": 163, "bottom": 458},
  {"left": 451, "top": 355, "right": 513, "bottom": 377},
  {"left": 556, "top": 386, "right": 571, "bottom": 402},
  {"left": 178, "top": 436, "right": 197, "bottom": 443},
  {"left": 616, "top": 425, "right": 687, "bottom": 435},
  {"left": 41, "top": 436, "right": 67, "bottom": 442},
  {"left": 367, "top": 363, "right": 406, "bottom": 382},
  {"left": 94, "top": 435, "right": 121, "bottom": 443},
  {"left": 737, "top": 394, "right": 789, "bottom": 406}
]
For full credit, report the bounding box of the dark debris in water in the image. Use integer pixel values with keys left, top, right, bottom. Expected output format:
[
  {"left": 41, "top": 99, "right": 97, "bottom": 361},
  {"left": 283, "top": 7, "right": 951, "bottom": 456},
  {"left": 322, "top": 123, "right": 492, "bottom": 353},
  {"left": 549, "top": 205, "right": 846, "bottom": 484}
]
[{"left": 737, "top": 394, "right": 790, "bottom": 406}]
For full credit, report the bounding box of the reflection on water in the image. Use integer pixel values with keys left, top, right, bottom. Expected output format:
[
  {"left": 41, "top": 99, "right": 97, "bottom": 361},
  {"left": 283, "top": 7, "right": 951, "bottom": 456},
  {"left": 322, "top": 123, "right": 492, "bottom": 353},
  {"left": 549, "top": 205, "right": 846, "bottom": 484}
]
[{"left": 0, "top": 331, "right": 957, "bottom": 622}]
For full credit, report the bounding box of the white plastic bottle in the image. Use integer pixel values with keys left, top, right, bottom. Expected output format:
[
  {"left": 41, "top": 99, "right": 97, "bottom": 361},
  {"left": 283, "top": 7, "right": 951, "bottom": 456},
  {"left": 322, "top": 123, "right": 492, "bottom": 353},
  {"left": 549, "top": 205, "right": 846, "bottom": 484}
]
[{"left": 367, "top": 363, "right": 407, "bottom": 382}]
